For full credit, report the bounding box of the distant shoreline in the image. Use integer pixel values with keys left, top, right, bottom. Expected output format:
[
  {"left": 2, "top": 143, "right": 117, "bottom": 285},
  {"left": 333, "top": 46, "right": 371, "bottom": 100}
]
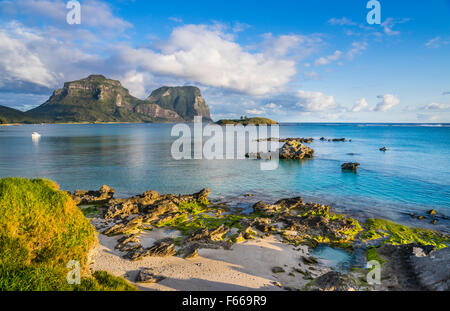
[{"left": 1, "top": 121, "right": 449, "bottom": 127}]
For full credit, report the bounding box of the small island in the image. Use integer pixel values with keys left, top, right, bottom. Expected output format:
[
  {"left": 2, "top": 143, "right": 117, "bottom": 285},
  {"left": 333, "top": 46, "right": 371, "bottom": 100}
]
[{"left": 216, "top": 116, "right": 278, "bottom": 126}]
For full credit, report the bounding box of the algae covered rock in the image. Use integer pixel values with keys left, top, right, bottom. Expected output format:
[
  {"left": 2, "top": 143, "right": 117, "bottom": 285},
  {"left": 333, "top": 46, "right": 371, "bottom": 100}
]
[{"left": 279, "top": 140, "right": 314, "bottom": 160}]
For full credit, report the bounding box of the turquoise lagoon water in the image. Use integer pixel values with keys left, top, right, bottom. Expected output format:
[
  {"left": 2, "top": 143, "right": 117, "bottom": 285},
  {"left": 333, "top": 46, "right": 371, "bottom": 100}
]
[{"left": 1, "top": 123, "right": 449, "bottom": 231}]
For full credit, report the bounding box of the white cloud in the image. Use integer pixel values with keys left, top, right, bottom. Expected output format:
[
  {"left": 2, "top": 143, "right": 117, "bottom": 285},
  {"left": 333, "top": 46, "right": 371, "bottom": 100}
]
[
  {"left": 117, "top": 24, "right": 297, "bottom": 95},
  {"left": 0, "top": 24, "right": 57, "bottom": 88},
  {"left": 169, "top": 17, "right": 183, "bottom": 23},
  {"left": 314, "top": 50, "right": 342, "bottom": 66},
  {"left": 347, "top": 41, "right": 368, "bottom": 59},
  {"left": 245, "top": 109, "right": 265, "bottom": 115},
  {"left": 423, "top": 102, "right": 450, "bottom": 110},
  {"left": 296, "top": 90, "right": 337, "bottom": 112},
  {"left": 0, "top": 0, "right": 132, "bottom": 33},
  {"left": 328, "top": 17, "right": 357, "bottom": 26},
  {"left": 351, "top": 98, "right": 369, "bottom": 112},
  {"left": 303, "top": 71, "right": 320, "bottom": 80},
  {"left": 374, "top": 94, "right": 400, "bottom": 112},
  {"left": 261, "top": 33, "right": 323, "bottom": 59},
  {"left": 381, "top": 18, "right": 410, "bottom": 36},
  {"left": 425, "top": 36, "right": 449, "bottom": 49}
]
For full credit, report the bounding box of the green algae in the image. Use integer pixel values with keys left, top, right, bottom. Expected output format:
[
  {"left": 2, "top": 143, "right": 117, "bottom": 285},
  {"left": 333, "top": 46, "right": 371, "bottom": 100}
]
[
  {"left": 361, "top": 218, "right": 449, "bottom": 249},
  {"left": 153, "top": 201, "right": 245, "bottom": 236}
]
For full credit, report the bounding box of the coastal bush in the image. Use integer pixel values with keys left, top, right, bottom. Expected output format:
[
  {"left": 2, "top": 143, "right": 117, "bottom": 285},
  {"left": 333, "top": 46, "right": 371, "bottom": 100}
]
[{"left": 0, "top": 177, "right": 135, "bottom": 291}]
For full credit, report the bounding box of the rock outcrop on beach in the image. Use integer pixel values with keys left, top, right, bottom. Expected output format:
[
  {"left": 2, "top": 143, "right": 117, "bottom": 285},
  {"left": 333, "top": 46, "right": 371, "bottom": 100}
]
[
  {"left": 377, "top": 243, "right": 450, "bottom": 290},
  {"left": 9, "top": 75, "right": 211, "bottom": 123},
  {"left": 76, "top": 184, "right": 449, "bottom": 291},
  {"left": 279, "top": 140, "right": 314, "bottom": 159}
]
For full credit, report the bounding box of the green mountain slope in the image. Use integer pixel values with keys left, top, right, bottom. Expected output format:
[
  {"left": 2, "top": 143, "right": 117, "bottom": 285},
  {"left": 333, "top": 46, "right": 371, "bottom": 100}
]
[{"left": 0, "top": 105, "right": 37, "bottom": 124}]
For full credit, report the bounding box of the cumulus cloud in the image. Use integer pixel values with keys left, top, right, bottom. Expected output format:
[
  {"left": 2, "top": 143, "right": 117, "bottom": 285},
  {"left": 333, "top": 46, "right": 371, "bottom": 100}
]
[
  {"left": 0, "top": 23, "right": 58, "bottom": 89},
  {"left": 422, "top": 102, "right": 450, "bottom": 110},
  {"left": 314, "top": 50, "right": 342, "bottom": 66},
  {"left": 261, "top": 33, "right": 323, "bottom": 59},
  {"left": 0, "top": 21, "right": 103, "bottom": 93},
  {"left": 0, "top": 0, "right": 132, "bottom": 33},
  {"left": 296, "top": 90, "right": 337, "bottom": 112},
  {"left": 116, "top": 24, "right": 297, "bottom": 95},
  {"left": 373, "top": 94, "right": 400, "bottom": 112},
  {"left": 351, "top": 98, "right": 369, "bottom": 112}
]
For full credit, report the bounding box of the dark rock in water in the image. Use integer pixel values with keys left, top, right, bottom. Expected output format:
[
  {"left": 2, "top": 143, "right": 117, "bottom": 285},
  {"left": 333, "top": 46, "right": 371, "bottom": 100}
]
[
  {"left": 320, "top": 137, "right": 326, "bottom": 141},
  {"left": 341, "top": 162, "right": 360, "bottom": 171},
  {"left": 72, "top": 185, "right": 115, "bottom": 205},
  {"left": 272, "top": 267, "right": 285, "bottom": 273},
  {"left": 379, "top": 146, "right": 387, "bottom": 151},
  {"left": 417, "top": 215, "right": 425, "bottom": 220},
  {"left": 430, "top": 219, "right": 438, "bottom": 225},
  {"left": 136, "top": 268, "right": 166, "bottom": 283},
  {"left": 409, "top": 213, "right": 416, "bottom": 219},
  {"left": 279, "top": 140, "right": 314, "bottom": 160},
  {"left": 332, "top": 138, "right": 346, "bottom": 142},
  {"left": 427, "top": 209, "right": 436, "bottom": 216},
  {"left": 309, "top": 271, "right": 357, "bottom": 291}
]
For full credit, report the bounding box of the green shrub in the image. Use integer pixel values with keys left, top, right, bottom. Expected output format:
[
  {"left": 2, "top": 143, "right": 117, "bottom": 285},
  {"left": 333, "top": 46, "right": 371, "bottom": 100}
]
[{"left": 0, "top": 177, "right": 135, "bottom": 291}]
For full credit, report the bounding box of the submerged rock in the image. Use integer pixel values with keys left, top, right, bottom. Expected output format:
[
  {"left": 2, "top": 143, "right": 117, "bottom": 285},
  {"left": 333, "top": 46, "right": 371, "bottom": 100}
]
[
  {"left": 379, "top": 146, "right": 387, "bottom": 151},
  {"left": 341, "top": 162, "right": 360, "bottom": 171}
]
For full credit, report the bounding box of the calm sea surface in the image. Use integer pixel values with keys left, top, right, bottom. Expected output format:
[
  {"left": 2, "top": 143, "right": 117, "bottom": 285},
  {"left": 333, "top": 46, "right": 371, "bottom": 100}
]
[{"left": 1, "top": 123, "right": 449, "bottom": 231}]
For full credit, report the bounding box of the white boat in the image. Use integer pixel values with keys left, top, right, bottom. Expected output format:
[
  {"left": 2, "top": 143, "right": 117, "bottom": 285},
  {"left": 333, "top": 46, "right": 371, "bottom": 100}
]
[{"left": 31, "top": 132, "right": 41, "bottom": 139}]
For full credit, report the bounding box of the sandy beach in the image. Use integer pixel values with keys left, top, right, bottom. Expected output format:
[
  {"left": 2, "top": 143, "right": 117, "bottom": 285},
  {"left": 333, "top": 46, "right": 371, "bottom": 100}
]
[{"left": 91, "top": 226, "right": 329, "bottom": 291}]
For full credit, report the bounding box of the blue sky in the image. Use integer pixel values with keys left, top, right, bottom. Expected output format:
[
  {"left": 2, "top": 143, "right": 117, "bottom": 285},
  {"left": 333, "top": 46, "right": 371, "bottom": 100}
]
[{"left": 0, "top": 0, "right": 449, "bottom": 122}]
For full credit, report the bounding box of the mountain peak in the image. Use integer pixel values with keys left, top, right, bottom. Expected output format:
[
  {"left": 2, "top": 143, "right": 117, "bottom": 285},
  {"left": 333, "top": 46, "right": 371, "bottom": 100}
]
[{"left": 146, "top": 86, "right": 211, "bottom": 121}]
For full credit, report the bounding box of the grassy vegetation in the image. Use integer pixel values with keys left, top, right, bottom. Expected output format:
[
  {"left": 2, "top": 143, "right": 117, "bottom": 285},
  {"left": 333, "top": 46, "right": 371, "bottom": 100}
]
[
  {"left": 216, "top": 117, "right": 278, "bottom": 125},
  {"left": 0, "top": 177, "right": 136, "bottom": 291},
  {"left": 361, "top": 218, "right": 450, "bottom": 249}
]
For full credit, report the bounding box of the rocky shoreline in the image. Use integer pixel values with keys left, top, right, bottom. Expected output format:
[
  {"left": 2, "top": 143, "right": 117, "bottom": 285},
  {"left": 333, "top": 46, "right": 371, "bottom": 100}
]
[{"left": 73, "top": 185, "right": 450, "bottom": 291}]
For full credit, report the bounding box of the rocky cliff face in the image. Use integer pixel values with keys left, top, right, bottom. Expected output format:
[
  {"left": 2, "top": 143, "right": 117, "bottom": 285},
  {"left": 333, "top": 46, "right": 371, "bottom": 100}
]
[
  {"left": 27, "top": 75, "right": 149, "bottom": 122},
  {"left": 146, "top": 86, "right": 211, "bottom": 121},
  {"left": 25, "top": 76, "right": 212, "bottom": 123}
]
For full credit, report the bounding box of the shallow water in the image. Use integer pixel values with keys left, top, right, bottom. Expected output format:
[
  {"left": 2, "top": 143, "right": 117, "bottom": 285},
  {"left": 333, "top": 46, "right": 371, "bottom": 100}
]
[
  {"left": 1, "top": 123, "right": 449, "bottom": 231},
  {"left": 310, "top": 245, "right": 354, "bottom": 272}
]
